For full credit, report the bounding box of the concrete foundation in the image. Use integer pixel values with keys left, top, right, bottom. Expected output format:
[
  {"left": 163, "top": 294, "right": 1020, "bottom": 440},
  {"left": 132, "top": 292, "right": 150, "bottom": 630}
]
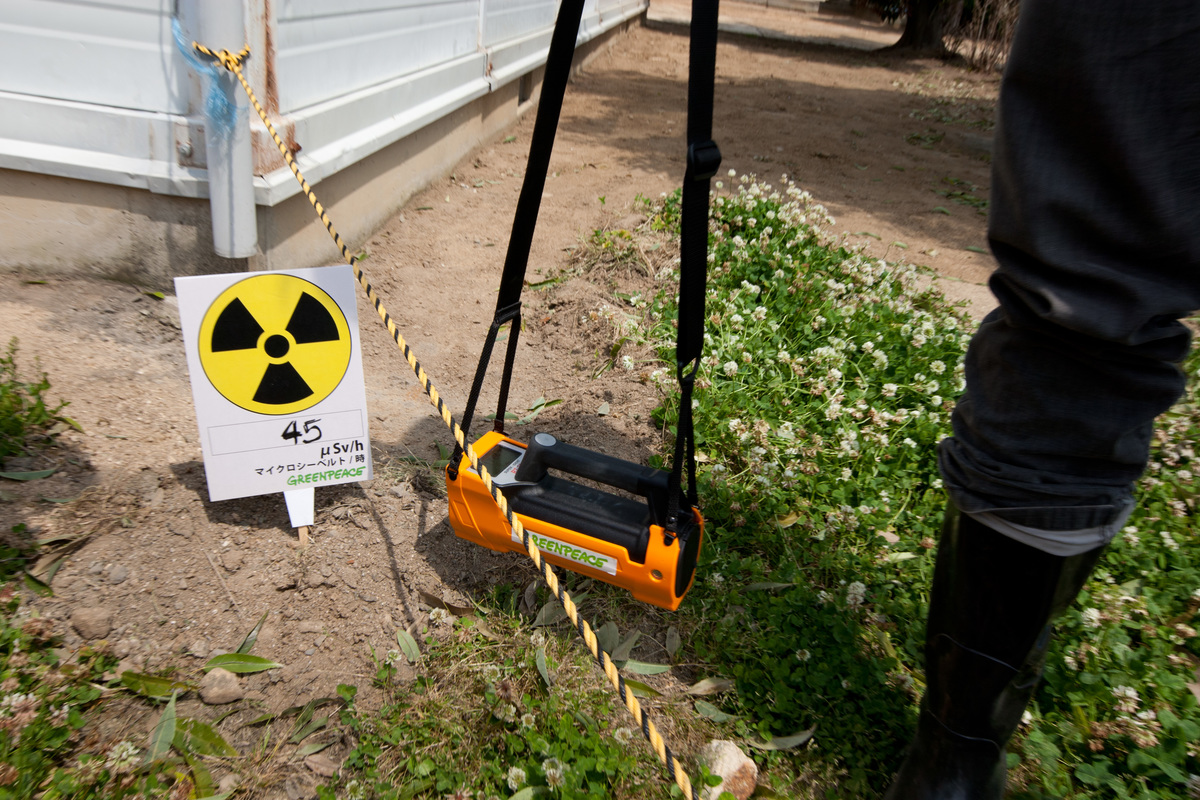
[{"left": 0, "top": 15, "right": 642, "bottom": 291}]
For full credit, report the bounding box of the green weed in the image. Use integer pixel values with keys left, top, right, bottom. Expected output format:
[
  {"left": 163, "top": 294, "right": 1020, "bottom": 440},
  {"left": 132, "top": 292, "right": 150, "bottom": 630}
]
[{"left": 0, "top": 338, "right": 74, "bottom": 462}]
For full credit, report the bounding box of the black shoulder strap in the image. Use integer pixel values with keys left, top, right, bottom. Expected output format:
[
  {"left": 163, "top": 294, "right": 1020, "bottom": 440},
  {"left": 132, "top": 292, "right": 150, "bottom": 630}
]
[
  {"left": 450, "top": 0, "right": 586, "bottom": 477},
  {"left": 669, "top": 0, "right": 721, "bottom": 529},
  {"left": 451, "top": 0, "right": 721, "bottom": 510}
]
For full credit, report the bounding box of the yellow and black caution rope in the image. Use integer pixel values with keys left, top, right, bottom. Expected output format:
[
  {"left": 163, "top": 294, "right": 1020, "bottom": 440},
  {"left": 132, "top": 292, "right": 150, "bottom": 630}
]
[{"left": 192, "top": 42, "right": 701, "bottom": 800}]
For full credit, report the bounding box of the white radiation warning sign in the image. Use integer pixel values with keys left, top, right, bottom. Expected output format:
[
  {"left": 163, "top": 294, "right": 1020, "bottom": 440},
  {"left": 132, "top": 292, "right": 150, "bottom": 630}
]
[{"left": 176, "top": 266, "right": 373, "bottom": 502}]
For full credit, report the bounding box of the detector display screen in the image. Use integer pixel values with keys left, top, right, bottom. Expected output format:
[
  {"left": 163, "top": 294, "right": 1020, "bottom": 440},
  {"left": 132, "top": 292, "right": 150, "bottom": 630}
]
[{"left": 476, "top": 442, "right": 524, "bottom": 485}]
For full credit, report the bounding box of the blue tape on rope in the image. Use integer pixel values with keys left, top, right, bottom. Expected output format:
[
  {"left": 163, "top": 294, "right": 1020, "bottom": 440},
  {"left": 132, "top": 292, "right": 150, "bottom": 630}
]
[{"left": 171, "top": 17, "right": 242, "bottom": 140}]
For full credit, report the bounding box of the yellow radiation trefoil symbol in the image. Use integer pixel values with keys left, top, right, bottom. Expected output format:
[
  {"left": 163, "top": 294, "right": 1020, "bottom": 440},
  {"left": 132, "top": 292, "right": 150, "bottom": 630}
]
[{"left": 198, "top": 274, "right": 351, "bottom": 415}]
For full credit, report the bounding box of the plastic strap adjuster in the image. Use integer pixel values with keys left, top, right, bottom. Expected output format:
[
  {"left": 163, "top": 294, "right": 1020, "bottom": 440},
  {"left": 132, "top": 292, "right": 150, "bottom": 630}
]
[{"left": 687, "top": 140, "right": 722, "bottom": 181}]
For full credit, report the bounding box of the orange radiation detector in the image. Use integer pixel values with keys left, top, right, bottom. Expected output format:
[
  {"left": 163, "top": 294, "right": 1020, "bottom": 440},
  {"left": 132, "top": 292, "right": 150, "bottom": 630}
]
[{"left": 446, "top": 431, "right": 704, "bottom": 610}]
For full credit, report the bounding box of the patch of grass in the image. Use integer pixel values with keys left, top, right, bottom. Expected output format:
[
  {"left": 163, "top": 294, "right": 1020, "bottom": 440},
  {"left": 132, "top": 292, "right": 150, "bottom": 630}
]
[
  {"left": 0, "top": 338, "right": 74, "bottom": 462},
  {"left": 633, "top": 173, "right": 1199, "bottom": 797},
  {"left": 320, "top": 604, "right": 683, "bottom": 799},
  {"left": 935, "top": 177, "right": 989, "bottom": 214}
]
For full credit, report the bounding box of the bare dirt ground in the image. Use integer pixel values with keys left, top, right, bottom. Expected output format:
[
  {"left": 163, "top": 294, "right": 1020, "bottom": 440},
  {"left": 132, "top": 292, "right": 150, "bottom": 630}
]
[{"left": 0, "top": 4, "right": 998, "bottom": 796}]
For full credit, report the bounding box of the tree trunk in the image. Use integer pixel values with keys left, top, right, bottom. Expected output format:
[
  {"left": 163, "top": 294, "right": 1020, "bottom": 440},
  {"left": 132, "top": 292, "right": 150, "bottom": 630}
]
[{"left": 889, "top": 0, "right": 957, "bottom": 55}]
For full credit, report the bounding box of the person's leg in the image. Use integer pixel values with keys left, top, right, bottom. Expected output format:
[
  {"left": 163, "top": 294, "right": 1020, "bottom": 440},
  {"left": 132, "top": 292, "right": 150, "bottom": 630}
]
[{"left": 887, "top": 2, "right": 1200, "bottom": 797}]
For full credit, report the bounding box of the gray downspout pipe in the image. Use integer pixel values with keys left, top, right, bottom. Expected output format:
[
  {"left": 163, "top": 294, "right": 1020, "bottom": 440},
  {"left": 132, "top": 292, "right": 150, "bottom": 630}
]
[{"left": 191, "top": 0, "right": 258, "bottom": 258}]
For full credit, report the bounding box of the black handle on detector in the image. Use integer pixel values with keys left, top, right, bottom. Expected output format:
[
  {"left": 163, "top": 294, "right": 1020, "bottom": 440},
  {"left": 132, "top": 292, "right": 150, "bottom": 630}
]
[{"left": 513, "top": 433, "right": 672, "bottom": 527}]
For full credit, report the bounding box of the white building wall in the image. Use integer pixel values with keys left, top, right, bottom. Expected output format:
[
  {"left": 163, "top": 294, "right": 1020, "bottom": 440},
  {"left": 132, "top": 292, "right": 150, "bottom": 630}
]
[{"left": 0, "top": 0, "right": 647, "bottom": 207}]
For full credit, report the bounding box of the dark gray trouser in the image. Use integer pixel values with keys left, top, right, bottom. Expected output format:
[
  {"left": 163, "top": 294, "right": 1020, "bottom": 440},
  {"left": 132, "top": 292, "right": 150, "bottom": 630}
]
[{"left": 937, "top": 0, "right": 1200, "bottom": 556}]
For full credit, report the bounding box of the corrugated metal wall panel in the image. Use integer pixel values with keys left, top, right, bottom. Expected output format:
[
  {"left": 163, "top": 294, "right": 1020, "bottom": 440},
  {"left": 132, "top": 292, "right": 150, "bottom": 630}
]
[
  {"left": 274, "top": 0, "right": 482, "bottom": 114},
  {"left": 0, "top": 0, "right": 647, "bottom": 203},
  {"left": 481, "top": 0, "right": 557, "bottom": 48},
  {"left": 0, "top": 0, "right": 186, "bottom": 114}
]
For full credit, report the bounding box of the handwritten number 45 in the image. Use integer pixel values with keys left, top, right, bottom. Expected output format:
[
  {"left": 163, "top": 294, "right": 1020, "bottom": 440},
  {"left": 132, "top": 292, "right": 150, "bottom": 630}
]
[{"left": 282, "top": 419, "right": 322, "bottom": 444}]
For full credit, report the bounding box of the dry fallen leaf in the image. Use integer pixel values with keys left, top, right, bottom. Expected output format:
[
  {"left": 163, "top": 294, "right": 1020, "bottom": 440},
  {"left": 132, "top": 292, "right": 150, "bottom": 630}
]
[{"left": 304, "top": 753, "right": 340, "bottom": 777}]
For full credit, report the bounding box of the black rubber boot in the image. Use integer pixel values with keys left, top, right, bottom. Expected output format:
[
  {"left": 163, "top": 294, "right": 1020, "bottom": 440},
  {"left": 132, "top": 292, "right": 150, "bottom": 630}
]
[{"left": 883, "top": 505, "right": 1105, "bottom": 800}]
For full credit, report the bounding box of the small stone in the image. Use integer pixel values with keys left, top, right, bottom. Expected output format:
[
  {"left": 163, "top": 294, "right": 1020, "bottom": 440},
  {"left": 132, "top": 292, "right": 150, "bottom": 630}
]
[
  {"left": 696, "top": 740, "right": 758, "bottom": 800},
  {"left": 304, "top": 648, "right": 315, "bottom": 656},
  {"left": 217, "top": 775, "right": 239, "bottom": 795},
  {"left": 274, "top": 572, "right": 298, "bottom": 591},
  {"left": 199, "top": 668, "right": 244, "bottom": 704},
  {"left": 189, "top": 639, "right": 210, "bottom": 658},
  {"left": 297, "top": 620, "right": 324, "bottom": 634},
  {"left": 108, "top": 565, "right": 129, "bottom": 584},
  {"left": 222, "top": 552, "right": 244, "bottom": 572},
  {"left": 87, "top": 562, "right": 105, "bottom": 576},
  {"left": 71, "top": 607, "right": 114, "bottom": 640},
  {"left": 113, "top": 655, "right": 144, "bottom": 677}
]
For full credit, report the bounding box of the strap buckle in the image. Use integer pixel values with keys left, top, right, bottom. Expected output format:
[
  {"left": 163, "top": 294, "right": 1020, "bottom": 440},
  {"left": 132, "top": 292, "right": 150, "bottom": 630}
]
[{"left": 687, "top": 140, "right": 722, "bottom": 181}]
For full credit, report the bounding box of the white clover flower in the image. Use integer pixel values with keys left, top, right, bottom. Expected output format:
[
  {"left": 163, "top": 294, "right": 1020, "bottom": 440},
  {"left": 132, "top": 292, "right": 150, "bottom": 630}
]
[
  {"left": 105, "top": 741, "right": 140, "bottom": 774},
  {"left": 1193, "top": 587, "right": 1200, "bottom": 601},
  {"left": 543, "top": 758, "right": 566, "bottom": 788},
  {"left": 796, "top": 649, "right": 811, "bottom": 662},
  {"left": 346, "top": 780, "right": 367, "bottom": 800},
  {"left": 728, "top": 168, "right": 736, "bottom": 177},
  {"left": 723, "top": 361, "right": 739, "bottom": 377},
  {"left": 506, "top": 766, "right": 528, "bottom": 791},
  {"left": 882, "top": 383, "right": 898, "bottom": 397},
  {"left": 1064, "top": 654, "right": 1079, "bottom": 671},
  {"left": 902, "top": 438, "right": 917, "bottom": 448},
  {"left": 846, "top": 581, "right": 867, "bottom": 607},
  {"left": 621, "top": 355, "right": 635, "bottom": 371},
  {"left": 430, "top": 607, "right": 453, "bottom": 625},
  {"left": 1081, "top": 608, "right": 1102, "bottom": 628},
  {"left": 530, "top": 630, "right": 547, "bottom": 647},
  {"left": 748, "top": 218, "right": 757, "bottom": 228},
  {"left": 1123, "top": 526, "right": 1141, "bottom": 546},
  {"left": 752, "top": 306, "right": 767, "bottom": 321},
  {"left": 931, "top": 395, "right": 943, "bottom": 407},
  {"left": 1161, "top": 531, "right": 1180, "bottom": 551},
  {"left": 494, "top": 703, "right": 517, "bottom": 723},
  {"left": 521, "top": 712, "right": 536, "bottom": 728},
  {"left": 841, "top": 679, "right": 852, "bottom": 689},
  {"left": 614, "top": 727, "right": 636, "bottom": 744},
  {"left": 730, "top": 313, "right": 744, "bottom": 327},
  {"left": 1021, "top": 710, "right": 1033, "bottom": 726},
  {"left": 1113, "top": 685, "right": 1140, "bottom": 714},
  {"left": 49, "top": 704, "right": 70, "bottom": 725},
  {"left": 483, "top": 664, "right": 502, "bottom": 682},
  {"left": 841, "top": 468, "right": 852, "bottom": 481},
  {"left": 1178, "top": 469, "right": 1193, "bottom": 481},
  {"left": 774, "top": 269, "right": 786, "bottom": 279},
  {"left": 930, "top": 360, "right": 946, "bottom": 374},
  {"left": 386, "top": 649, "right": 402, "bottom": 666}
]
